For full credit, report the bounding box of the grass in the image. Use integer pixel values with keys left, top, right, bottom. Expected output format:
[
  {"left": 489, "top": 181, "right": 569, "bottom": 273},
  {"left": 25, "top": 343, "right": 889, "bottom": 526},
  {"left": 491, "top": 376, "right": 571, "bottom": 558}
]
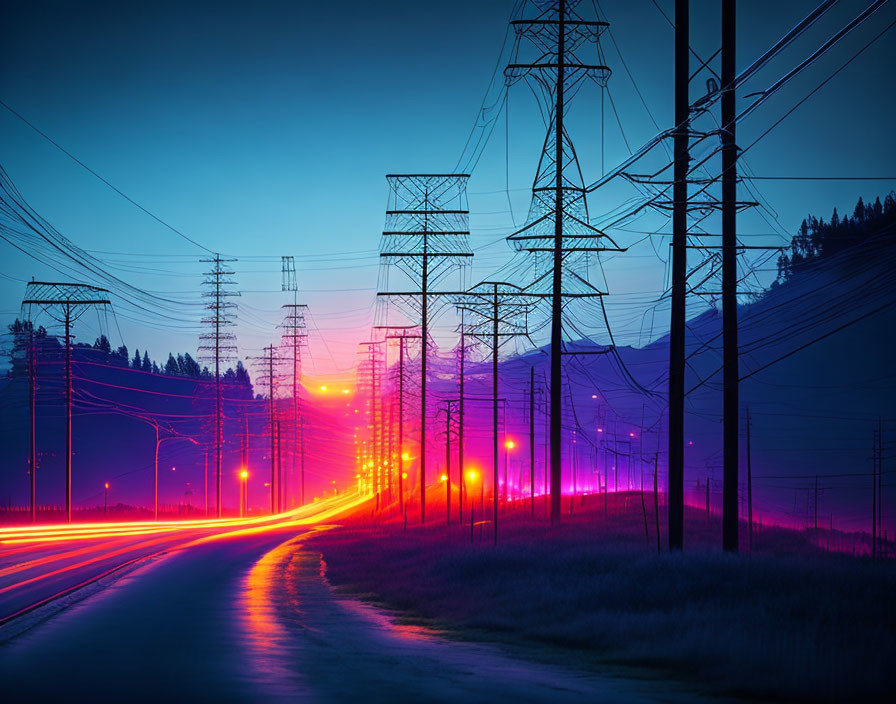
[{"left": 308, "top": 493, "right": 896, "bottom": 701}]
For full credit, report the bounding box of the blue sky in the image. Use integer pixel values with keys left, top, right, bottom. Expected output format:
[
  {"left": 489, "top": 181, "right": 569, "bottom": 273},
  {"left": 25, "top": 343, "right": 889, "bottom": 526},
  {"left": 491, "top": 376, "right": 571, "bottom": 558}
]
[{"left": 1, "top": 0, "right": 894, "bottom": 379}]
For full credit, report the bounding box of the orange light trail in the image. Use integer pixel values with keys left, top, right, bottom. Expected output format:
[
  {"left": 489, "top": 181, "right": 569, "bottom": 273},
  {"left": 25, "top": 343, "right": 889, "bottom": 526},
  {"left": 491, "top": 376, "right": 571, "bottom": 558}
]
[{"left": 0, "top": 494, "right": 357, "bottom": 545}]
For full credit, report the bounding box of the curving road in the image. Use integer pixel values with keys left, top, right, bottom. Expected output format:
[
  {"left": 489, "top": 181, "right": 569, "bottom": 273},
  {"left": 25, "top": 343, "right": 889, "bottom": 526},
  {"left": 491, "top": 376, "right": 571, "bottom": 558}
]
[{"left": 0, "top": 498, "right": 713, "bottom": 703}]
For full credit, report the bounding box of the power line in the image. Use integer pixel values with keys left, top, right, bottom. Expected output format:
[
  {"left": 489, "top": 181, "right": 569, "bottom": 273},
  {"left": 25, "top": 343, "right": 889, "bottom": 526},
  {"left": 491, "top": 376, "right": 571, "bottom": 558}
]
[{"left": 0, "top": 100, "right": 214, "bottom": 254}]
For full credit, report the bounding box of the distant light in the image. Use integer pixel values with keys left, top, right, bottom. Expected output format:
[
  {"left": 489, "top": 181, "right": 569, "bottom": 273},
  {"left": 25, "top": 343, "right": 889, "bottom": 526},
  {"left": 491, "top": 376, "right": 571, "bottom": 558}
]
[
  {"left": 467, "top": 470, "right": 477, "bottom": 481},
  {"left": 171, "top": 466, "right": 176, "bottom": 471},
  {"left": 597, "top": 428, "right": 604, "bottom": 433},
  {"left": 440, "top": 474, "right": 448, "bottom": 482},
  {"left": 401, "top": 452, "right": 409, "bottom": 461},
  {"left": 629, "top": 432, "right": 635, "bottom": 438},
  {"left": 591, "top": 394, "right": 597, "bottom": 399},
  {"left": 355, "top": 473, "right": 361, "bottom": 479},
  {"left": 320, "top": 385, "right": 328, "bottom": 392},
  {"left": 505, "top": 439, "right": 515, "bottom": 450},
  {"left": 239, "top": 469, "right": 249, "bottom": 480},
  {"left": 342, "top": 389, "right": 350, "bottom": 395},
  {"left": 104, "top": 482, "right": 109, "bottom": 490},
  {"left": 688, "top": 440, "right": 694, "bottom": 446},
  {"left": 401, "top": 472, "right": 408, "bottom": 479}
]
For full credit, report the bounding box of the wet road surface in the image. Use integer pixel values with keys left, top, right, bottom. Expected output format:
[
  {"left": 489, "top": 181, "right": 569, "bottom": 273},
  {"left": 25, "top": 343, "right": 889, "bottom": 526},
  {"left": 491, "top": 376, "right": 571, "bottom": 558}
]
[{"left": 0, "top": 522, "right": 717, "bottom": 702}]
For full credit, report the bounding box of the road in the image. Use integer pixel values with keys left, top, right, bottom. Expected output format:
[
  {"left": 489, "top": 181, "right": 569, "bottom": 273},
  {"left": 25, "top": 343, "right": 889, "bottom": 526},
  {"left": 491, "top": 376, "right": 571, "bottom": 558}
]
[{"left": 0, "top": 495, "right": 711, "bottom": 702}]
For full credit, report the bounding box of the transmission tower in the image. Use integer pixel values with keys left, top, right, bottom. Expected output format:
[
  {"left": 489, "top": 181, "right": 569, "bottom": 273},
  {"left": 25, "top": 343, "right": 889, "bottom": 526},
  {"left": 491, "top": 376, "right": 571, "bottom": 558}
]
[
  {"left": 356, "top": 340, "right": 385, "bottom": 504},
  {"left": 21, "top": 281, "right": 111, "bottom": 522},
  {"left": 377, "top": 174, "right": 473, "bottom": 523},
  {"left": 280, "top": 255, "right": 308, "bottom": 506},
  {"left": 251, "top": 344, "right": 284, "bottom": 514},
  {"left": 459, "top": 281, "right": 531, "bottom": 544},
  {"left": 198, "top": 254, "right": 239, "bottom": 518},
  {"left": 503, "top": 1, "right": 620, "bottom": 524}
]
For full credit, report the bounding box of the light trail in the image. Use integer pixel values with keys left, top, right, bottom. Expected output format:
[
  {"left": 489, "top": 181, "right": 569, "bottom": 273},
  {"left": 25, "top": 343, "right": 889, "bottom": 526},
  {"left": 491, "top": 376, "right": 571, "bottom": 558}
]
[
  {"left": 0, "top": 492, "right": 369, "bottom": 627},
  {"left": 0, "top": 494, "right": 358, "bottom": 545}
]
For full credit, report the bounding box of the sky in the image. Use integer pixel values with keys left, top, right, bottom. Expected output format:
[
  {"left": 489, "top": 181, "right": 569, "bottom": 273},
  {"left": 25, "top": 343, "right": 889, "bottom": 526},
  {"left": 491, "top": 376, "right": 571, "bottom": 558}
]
[{"left": 1, "top": 0, "right": 894, "bottom": 382}]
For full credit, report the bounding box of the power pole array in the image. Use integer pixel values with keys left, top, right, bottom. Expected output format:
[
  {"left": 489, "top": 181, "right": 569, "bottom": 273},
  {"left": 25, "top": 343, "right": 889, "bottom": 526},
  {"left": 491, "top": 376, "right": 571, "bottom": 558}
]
[
  {"left": 22, "top": 281, "right": 111, "bottom": 522},
  {"left": 504, "top": 2, "right": 618, "bottom": 525},
  {"left": 199, "top": 255, "right": 239, "bottom": 518},
  {"left": 377, "top": 174, "right": 473, "bottom": 523}
]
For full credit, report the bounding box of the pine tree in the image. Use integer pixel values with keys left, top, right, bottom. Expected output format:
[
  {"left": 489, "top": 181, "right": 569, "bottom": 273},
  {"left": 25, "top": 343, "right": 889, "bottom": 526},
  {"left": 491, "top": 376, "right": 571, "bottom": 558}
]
[
  {"left": 142, "top": 351, "right": 152, "bottom": 373},
  {"left": 132, "top": 348, "right": 142, "bottom": 369}
]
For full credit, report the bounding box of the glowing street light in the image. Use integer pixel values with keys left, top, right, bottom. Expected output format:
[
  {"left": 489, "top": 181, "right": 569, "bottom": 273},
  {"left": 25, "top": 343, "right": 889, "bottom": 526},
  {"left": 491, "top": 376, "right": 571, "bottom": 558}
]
[
  {"left": 154, "top": 426, "right": 200, "bottom": 521},
  {"left": 104, "top": 482, "right": 109, "bottom": 516},
  {"left": 504, "top": 439, "right": 515, "bottom": 503},
  {"left": 238, "top": 468, "right": 249, "bottom": 517}
]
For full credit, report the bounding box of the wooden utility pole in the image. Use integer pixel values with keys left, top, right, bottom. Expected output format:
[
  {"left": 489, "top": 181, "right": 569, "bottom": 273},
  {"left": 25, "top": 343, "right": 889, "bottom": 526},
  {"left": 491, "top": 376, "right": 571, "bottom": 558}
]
[
  {"left": 268, "top": 346, "right": 276, "bottom": 514},
  {"left": 529, "top": 366, "right": 536, "bottom": 515},
  {"left": 29, "top": 324, "right": 36, "bottom": 523},
  {"left": 872, "top": 428, "right": 878, "bottom": 559},
  {"left": 668, "top": 0, "right": 689, "bottom": 551},
  {"left": 747, "top": 407, "right": 753, "bottom": 551},
  {"left": 445, "top": 403, "right": 452, "bottom": 525},
  {"left": 459, "top": 282, "right": 529, "bottom": 545},
  {"left": 22, "top": 282, "right": 111, "bottom": 523},
  {"left": 458, "top": 320, "right": 466, "bottom": 524},
  {"left": 721, "top": 0, "right": 739, "bottom": 553}
]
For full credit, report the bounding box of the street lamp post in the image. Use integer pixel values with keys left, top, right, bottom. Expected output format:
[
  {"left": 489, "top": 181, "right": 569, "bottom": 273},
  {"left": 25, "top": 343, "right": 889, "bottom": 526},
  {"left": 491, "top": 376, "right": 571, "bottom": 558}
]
[
  {"left": 154, "top": 425, "right": 200, "bottom": 521},
  {"left": 104, "top": 482, "right": 109, "bottom": 516},
  {"left": 401, "top": 471, "right": 408, "bottom": 531},
  {"left": 239, "top": 469, "right": 249, "bottom": 517},
  {"left": 504, "top": 439, "right": 515, "bottom": 505}
]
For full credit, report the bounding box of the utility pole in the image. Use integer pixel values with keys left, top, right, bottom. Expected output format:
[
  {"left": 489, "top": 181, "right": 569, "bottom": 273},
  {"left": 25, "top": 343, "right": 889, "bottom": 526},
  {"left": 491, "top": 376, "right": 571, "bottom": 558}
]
[
  {"left": 251, "top": 344, "right": 280, "bottom": 515},
  {"left": 529, "top": 366, "right": 536, "bottom": 515},
  {"left": 275, "top": 419, "right": 282, "bottom": 513},
  {"left": 28, "top": 323, "right": 36, "bottom": 523},
  {"left": 814, "top": 474, "right": 819, "bottom": 532},
  {"left": 280, "top": 257, "right": 307, "bottom": 507},
  {"left": 877, "top": 418, "right": 883, "bottom": 557},
  {"left": 357, "top": 341, "right": 383, "bottom": 503},
  {"left": 668, "top": 0, "right": 689, "bottom": 551},
  {"left": 872, "top": 428, "right": 878, "bottom": 559},
  {"left": 457, "top": 314, "right": 468, "bottom": 525},
  {"left": 721, "top": 0, "right": 739, "bottom": 553},
  {"left": 747, "top": 407, "right": 753, "bottom": 551},
  {"left": 199, "top": 255, "right": 239, "bottom": 518},
  {"left": 376, "top": 326, "right": 421, "bottom": 516},
  {"left": 504, "top": 3, "right": 615, "bottom": 526},
  {"left": 378, "top": 175, "right": 473, "bottom": 524},
  {"left": 22, "top": 281, "right": 111, "bottom": 523},
  {"left": 445, "top": 403, "right": 452, "bottom": 525},
  {"left": 459, "top": 281, "right": 530, "bottom": 545}
]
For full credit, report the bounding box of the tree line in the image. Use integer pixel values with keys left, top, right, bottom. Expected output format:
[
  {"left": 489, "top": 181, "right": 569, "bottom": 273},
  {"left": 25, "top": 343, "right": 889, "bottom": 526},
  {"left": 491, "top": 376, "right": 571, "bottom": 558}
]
[
  {"left": 4, "top": 322, "right": 252, "bottom": 388},
  {"left": 776, "top": 191, "right": 896, "bottom": 282}
]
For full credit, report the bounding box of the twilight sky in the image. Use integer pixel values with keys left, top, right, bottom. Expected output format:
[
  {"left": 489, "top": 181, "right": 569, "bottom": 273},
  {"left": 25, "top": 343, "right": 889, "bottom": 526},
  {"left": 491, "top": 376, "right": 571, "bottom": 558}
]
[{"left": 2, "top": 0, "right": 894, "bottom": 382}]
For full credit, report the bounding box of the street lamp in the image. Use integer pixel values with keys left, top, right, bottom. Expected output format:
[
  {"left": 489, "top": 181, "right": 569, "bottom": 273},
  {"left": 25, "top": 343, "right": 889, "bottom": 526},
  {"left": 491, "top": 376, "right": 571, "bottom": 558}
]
[
  {"left": 104, "top": 482, "right": 109, "bottom": 516},
  {"left": 504, "top": 439, "right": 515, "bottom": 504},
  {"left": 239, "top": 469, "right": 249, "bottom": 517},
  {"left": 154, "top": 425, "right": 200, "bottom": 521}
]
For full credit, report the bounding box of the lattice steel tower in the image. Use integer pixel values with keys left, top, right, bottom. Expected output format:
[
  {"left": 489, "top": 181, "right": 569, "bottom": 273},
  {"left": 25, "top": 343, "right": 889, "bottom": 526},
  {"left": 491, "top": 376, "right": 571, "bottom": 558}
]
[
  {"left": 198, "top": 254, "right": 239, "bottom": 518},
  {"left": 377, "top": 175, "right": 473, "bottom": 523},
  {"left": 505, "top": 0, "right": 621, "bottom": 524}
]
